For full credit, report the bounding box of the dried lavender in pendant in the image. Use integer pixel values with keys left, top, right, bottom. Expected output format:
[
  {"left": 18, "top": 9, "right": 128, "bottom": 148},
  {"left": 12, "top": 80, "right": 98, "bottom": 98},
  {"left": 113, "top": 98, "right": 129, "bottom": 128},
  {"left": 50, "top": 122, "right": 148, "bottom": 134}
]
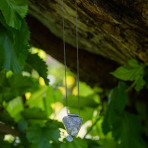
[{"left": 63, "top": 114, "right": 83, "bottom": 137}]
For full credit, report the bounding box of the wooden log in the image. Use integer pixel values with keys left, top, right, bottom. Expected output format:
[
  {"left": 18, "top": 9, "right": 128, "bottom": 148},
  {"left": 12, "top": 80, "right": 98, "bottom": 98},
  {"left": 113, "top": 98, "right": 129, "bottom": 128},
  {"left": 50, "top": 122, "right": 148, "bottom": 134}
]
[
  {"left": 28, "top": 0, "right": 148, "bottom": 64},
  {"left": 27, "top": 0, "right": 148, "bottom": 86}
]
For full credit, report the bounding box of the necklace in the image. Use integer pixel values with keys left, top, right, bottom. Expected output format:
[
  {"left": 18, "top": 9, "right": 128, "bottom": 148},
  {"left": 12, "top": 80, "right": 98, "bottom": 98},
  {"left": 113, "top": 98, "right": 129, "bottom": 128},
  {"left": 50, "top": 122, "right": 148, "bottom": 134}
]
[{"left": 62, "top": 0, "right": 83, "bottom": 142}]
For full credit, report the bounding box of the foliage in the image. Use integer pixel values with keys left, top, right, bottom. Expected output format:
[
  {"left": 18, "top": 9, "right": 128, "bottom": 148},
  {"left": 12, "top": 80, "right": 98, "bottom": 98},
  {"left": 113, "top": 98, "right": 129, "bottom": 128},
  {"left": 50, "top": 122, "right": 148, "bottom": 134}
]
[
  {"left": 0, "top": 0, "right": 28, "bottom": 29},
  {"left": 26, "top": 121, "right": 60, "bottom": 148},
  {"left": 102, "top": 82, "right": 145, "bottom": 148},
  {"left": 0, "top": 1, "right": 148, "bottom": 148},
  {"left": 24, "top": 53, "right": 49, "bottom": 85},
  {"left": 111, "top": 59, "right": 146, "bottom": 91},
  {"left": 0, "top": 0, "right": 29, "bottom": 73},
  {"left": 60, "top": 138, "right": 88, "bottom": 148},
  {"left": 102, "top": 82, "right": 128, "bottom": 134},
  {"left": 0, "top": 19, "right": 30, "bottom": 73},
  {"left": 112, "top": 113, "right": 145, "bottom": 148}
]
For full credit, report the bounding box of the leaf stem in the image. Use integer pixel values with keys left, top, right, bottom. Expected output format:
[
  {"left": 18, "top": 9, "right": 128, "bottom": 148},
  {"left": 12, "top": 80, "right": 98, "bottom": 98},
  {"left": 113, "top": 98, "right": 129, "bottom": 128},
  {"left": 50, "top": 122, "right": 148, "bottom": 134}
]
[
  {"left": 125, "top": 81, "right": 136, "bottom": 93},
  {"left": 84, "top": 116, "right": 101, "bottom": 138}
]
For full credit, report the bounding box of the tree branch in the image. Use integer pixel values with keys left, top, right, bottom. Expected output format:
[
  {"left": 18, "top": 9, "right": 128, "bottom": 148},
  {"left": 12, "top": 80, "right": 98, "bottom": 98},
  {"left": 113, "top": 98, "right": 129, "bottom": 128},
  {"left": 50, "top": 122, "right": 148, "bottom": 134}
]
[
  {"left": 0, "top": 122, "right": 19, "bottom": 137},
  {"left": 28, "top": 0, "right": 148, "bottom": 64}
]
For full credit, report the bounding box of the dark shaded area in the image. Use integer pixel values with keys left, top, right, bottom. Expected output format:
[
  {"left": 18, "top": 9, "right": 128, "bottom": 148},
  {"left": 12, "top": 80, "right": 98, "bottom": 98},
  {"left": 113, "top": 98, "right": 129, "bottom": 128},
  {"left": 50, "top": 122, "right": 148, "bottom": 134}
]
[
  {"left": 93, "top": 0, "right": 140, "bottom": 20},
  {"left": 26, "top": 16, "right": 118, "bottom": 88}
]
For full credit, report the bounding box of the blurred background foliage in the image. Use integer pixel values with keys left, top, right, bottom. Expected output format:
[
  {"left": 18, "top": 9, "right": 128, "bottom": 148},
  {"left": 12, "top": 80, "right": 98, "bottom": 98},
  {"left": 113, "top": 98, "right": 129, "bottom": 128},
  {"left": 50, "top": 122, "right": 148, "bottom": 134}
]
[
  {"left": 0, "top": 48, "right": 113, "bottom": 148},
  {"left": 0, "top": 48, "right": 147, "bottom": 148}
]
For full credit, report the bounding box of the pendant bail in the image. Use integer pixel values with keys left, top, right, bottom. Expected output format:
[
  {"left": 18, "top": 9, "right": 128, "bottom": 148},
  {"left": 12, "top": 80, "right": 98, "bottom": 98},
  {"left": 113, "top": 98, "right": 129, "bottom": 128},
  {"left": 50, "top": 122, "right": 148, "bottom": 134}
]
[{"left": 68, "top": 113, "right": 79, "bottom": 117}]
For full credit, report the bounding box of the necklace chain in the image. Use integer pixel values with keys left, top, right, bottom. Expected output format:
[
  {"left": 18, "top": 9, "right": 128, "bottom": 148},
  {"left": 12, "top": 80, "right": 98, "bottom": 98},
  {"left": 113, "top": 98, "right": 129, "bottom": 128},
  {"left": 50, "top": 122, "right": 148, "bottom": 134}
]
[{"left": 62, "top": 0, "right": 80, "bottom": 115}]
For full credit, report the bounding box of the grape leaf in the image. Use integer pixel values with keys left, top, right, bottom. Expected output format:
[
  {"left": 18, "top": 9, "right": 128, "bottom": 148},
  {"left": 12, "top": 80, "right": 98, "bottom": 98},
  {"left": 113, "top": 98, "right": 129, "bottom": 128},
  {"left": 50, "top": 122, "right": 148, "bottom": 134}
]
[
  {"left": 26, "top": 123, "right": 60, "bottom": 148},
  {"left": 21, "top": 108, "right": 48, "bottom": 120},
  {"left": 111, "top": 59, "right": 145, "bottom": 91},
  {"left": 135, "top": 76, "right": 145, "bottom": 91},
  {"left": 112, "top": 113, "right": 145, "bottom": 148},
  {"left": 102, "top": 82, "right": 128, "bottom": 134},
  {"left": 0, "top": 0, "right": 28, "bottom": 29},
  {"left": 17, "top": 119, "right": 28, "bottom": 132},
  {"left": 6, "top": 97, "right": 24, "bottom": 122},
  {"left": 111, "top": 59, "right": 145, "bottom": 81},
  {"left": 99, "top": 139, "right": 117, "bottom": 148},
  {"left": 8, "top": 74, "right": 38, "bottom": 94},
  {"left": 0, "top": 20, "right": 30, "bottom": 73},
  {"left": 24, "top": 53, "right": 49, "bottom": 85},
  {"left": 0, "top": 73, "right": 38, "bottom": 102},
  {"left": 87, "top": 139, "right": 102, "bottom": 148}
]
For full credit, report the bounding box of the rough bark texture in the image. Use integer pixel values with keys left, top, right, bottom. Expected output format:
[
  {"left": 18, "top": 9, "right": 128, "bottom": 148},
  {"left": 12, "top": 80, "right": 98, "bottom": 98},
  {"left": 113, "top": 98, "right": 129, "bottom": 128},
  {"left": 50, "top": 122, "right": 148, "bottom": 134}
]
[{"left": 27, "top": 0, "right": 148, "bottom": 86}]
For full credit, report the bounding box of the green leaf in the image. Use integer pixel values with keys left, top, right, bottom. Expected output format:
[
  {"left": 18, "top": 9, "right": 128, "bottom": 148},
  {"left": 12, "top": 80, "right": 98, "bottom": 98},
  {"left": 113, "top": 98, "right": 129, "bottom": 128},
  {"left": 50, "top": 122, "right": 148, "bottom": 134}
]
[
  {"left": 8, "top": 74, "right": 38, "bottom": 94},
  {"left": 112, "top": 113, "right": 145, "bottom": 148},
  {"left": 79, "top": 82, "right": 95, "bottom": 97},
  {"left": 60, "top": 138, "right": 88, "bottom": 148},
  {"left": 0, "top": 20, "right": 30, "bottom": 73},
  {"left": 99, "top": 139, "right": 117, "bottom": 148},
  {"left": 135, "top": 76, "right": 145, "bottom": 91},
  {"left": 0, "top": 110, "right": 14, "bottom": 123},
  {"left": 0, "top": 0, "right": 28, "bottom": 29},
  {"left": 102, "top": 82, "right": 128, "bottom": 134},
  {"left": 111, "top": 59, "right": 145, "bottom": 81},
  {"left": 21, "top": 108, "right": 48, "bottom": 120},
  {"left": 26, "top": 86, "right": 49, "bottom": 109},
  {"left": 64, "top": 95, "right": 98, "bottom": 109},
  {"left": 0, "top": 70, "right": 6, "bottom": 87},
  {"left": 26, "top": 123, "right": 60, "bottom": 148},
  {"left": 0, "top": 73, "right": 39, "bottom": 103},
  {"left": 128, "top": 59, "right": 139, "bottom": 67},
  {"left": 43, "top": 87, "right": 55, "bottom": 116},
  {"left": 136, "top": 102, "right": 147, "bottom": 120},
  {"left": 17, "top": 119, "right": 28, "bottom": 132},
  {"left": 86, "top": 139, "right": 102, "bottom": 148},
  {"left": 111, "top": 59, "right": 145, "bottom": 91},
  {"left": 6, "top": 97, "right": 24, "bottom": 121},
  {"left": 54, "top": 88, "right": 63, "bottom": 102},
  {"left": 26, "top": 86, "right": 59, "bottom": 116},
  {"left": 24, "top": 53, "right": 49, "bottom": 85}
]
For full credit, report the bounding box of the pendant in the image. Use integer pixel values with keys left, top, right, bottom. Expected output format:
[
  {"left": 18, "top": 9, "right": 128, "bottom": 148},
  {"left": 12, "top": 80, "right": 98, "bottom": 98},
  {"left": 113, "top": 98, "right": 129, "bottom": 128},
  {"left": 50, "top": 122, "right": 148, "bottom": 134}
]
[{"left": 63, "top": 114, "right": 83, "bottom": 142}]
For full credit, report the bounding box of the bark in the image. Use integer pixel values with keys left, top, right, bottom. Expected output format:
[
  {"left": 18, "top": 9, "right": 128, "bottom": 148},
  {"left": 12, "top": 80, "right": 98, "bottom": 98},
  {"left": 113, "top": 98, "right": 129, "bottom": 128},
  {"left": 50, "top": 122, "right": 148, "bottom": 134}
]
[
  {"left": 27, "top": 0, "right": 148, "bottom": 86},
  {"left": 0, "top": 122, "right": 19, "bottom": 136}
]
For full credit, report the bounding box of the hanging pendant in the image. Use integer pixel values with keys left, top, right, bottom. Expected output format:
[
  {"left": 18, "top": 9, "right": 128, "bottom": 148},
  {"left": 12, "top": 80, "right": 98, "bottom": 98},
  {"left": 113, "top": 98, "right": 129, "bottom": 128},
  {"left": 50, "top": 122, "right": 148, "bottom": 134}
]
[{"left": 63, "top": 114, "right": 83, "bottom": 142}]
